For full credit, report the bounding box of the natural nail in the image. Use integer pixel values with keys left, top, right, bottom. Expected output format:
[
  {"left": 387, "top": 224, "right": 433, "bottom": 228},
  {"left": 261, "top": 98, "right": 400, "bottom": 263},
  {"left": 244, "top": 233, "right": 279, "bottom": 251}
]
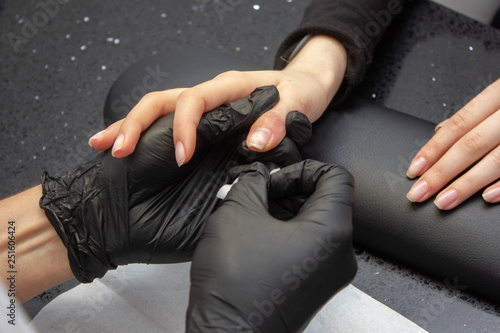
[
  {"left": 175, "top": 141, "right": 186, "bottom": 167},
  {"left": 247, "top": 128, "right": 272, "bottom": 150},
  {"left": 88, "top": 130, "right": 105, "bottom": 147},
  {"left": 434, "top": 189, "right": 459, "bottom": 210},
  {"left": 435, "top": 118, "right": 449, "bottom": 132},
  {"left": 112, "top": 134, "right": 124, "bottom": 157},
  {"left": 406, "top": 180, "right": 429, "bottom": 202},
  {"left": 406, "top": 156, "right": 426, "bottom": 179},
  {"left": 483, "top": 186, "right": 500, "bottom": 203}
]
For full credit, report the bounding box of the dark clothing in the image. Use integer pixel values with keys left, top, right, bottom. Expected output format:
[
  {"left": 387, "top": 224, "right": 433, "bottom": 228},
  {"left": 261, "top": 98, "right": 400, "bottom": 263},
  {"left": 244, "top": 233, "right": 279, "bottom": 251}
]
[{"left": 274, "top": 0, "right": 409, "bottom": 102}]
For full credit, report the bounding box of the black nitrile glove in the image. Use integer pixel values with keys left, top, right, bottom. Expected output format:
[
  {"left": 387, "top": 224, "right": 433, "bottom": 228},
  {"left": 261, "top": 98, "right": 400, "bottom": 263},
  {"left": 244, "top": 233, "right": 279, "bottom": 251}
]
[
  {"left": 186, "top": 160, "right": 358, "bottom": 333},
  {"left": 40, "top": 86, "right": 287, "bottom": 283}
]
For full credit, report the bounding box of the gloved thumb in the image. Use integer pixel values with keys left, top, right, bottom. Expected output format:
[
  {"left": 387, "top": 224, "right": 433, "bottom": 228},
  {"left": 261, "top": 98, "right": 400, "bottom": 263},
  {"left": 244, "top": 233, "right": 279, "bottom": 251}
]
[
  {"left": 222, "top": 162, "right": 271, "bottom": 214},
  {"left": 270, "top": 160, "right": 354, "bottom": 227}
]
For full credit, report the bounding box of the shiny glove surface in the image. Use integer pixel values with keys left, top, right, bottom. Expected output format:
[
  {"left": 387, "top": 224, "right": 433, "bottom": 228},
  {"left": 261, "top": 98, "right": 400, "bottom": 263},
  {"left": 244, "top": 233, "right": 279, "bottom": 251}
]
[
  {"left": 40, "top": 86, "right": 292, "bottom": 283},
  {"left": 187, "top": 160, "right": 357, "bottom": 333}
]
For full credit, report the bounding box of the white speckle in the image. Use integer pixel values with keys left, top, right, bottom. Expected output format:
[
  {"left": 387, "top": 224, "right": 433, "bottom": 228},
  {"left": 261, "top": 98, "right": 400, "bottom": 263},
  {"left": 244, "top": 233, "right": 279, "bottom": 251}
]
[
  {"left": 44, "top": 64, "right": 49, "bottom": 69},
  {"left": 113, "top": 38, "right": 120, "bottom": 45},
  {"left": 253, "top": 4, "right": 260, "bottom": 10},
  {"left": 64, "top": 123, "right": 68, "bottom": 127},
  {"left": 374, "top": 271, "right": 379, "bottom": 275},
  {"left": 42, "top": 146, "right": 46, "bottom": 151},
  {"left": 430, "top": 62, "right": 434, "bottom": 67},
  {"left": 34, "top": 95, "right": 40, "bottom": 100},
  {"left": 71, "top": 56, "right": 76, "bottom": 61},
  {"left": 97, "top": 76, "right": 102, "bottom": 81},
  {"left": 33, "top": 155, "right": 37, "bottom": 160},
  {"left": 83, "top": 16, "right": 90, "bottom": 22},
  {"left": 469, "top": 46, "right": 474, "bottom": 51},
  {"left": 263, "top": 46, "right": 268, "bottom": 51},
  {"left": 66, "top": 34, "right": 71, "bottom": 39},
  {"left": 54, "top": 136, "right": 58, "bottom": 140},
  {"left": 187, "top": 21, "right": 192, "bottom": 25},
  {"left": 73, "top": 135, "right": 77, "bottom": 139},
  {"left": 235, "top": 46, "right": 241, "bottom": 52},
  {"left": 432, "top": 77, "right": 436, "bottom": 82},
  {"left": 177, "top": 29, "right": 182, "bottom": 34},
  {"left": 101, "top": 65, "right": 107, "bottom": 70},
  {"left": 372, "top": 93, "right": 377, "bottom": 98},
  {"left": 161, "top": 13, "right": 167, "bottom": 18},
  {"left": 32, "top": 49, "right": 37, "bottom": 53},
  {"left": 442, "top": 103, "right": 447, "bottom": 107},
  {"left": 20, "top": 140, "right": 25, "bottom": 145},
  {"left": 18, "top": 18, "right": 25, "bottom": 24},
  {"left": 287, "top": 0, "right": 293, "bottom": 2},
  {"left": 61, "top": 110, "right": 65, "bottom": 115},
  {"left": 80, "top": 45, "right": 87, "bottom": 51},
  {"left": 106, "top": 37, "right": 114, "bottom": 42}
]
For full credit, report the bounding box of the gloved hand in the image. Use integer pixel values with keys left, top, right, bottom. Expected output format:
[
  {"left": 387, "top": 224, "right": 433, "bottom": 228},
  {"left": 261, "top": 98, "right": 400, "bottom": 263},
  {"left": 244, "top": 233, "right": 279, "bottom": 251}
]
[
  {"left": 40, "top": 86, "right": 309, "bottom": 283},
  {"left": 186, "top": 160, "right": 357, "bottom": 333}
]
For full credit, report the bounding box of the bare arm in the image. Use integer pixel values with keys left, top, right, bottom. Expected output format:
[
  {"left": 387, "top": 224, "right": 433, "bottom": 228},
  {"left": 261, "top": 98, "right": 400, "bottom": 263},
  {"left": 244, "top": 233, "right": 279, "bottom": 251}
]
[{"left": 0, "top": 186, "right": 74, "bottom": 303}]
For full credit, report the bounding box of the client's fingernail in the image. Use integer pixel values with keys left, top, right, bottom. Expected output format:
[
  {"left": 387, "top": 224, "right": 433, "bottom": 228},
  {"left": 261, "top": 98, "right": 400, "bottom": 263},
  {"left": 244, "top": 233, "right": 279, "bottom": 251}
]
[
  {"left": 406, "top": 180, "right": 429, "bottom": 202},
  {"left": 406, "top": 156, "right": 426, "bottom": 179},
  {"left": 88, "top": 130, "right": 105, "bottom": 147},
  {"left": 247, "top": 128, "right": 272, "bottom": 150},
  {"left": 434, "top": 189, "right": 459, "bottom": 210},
  {"left": 483, "top": 186, "right": 500, "bottom": 203},
  {"left": 434, "top": 119, "right": 449, "bottom": 132},
  {"left": 112, "top": 134, "right": 124, "bottom": 157},
  {"left": 175, "top": 141, "right": 186, "bottom": 167}
]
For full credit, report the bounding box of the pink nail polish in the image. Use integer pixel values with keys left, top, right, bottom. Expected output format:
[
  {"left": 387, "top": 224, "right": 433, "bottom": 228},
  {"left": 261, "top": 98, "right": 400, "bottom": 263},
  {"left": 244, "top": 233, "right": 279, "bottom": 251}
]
[
  {"left": 483, "top": 187, "right": 500, "bottom": 203},
  {"left": 248, "top": 128, "right": 272, "bottom": 150},
  {"left": 434, "top": 189, "right": 459, "bottom": 210},
  {"left": 406, "top": 157, "right": 426, "bottom": 179},
  {"left": 406, "top": 180, "right": 429, "bottom": 202}
]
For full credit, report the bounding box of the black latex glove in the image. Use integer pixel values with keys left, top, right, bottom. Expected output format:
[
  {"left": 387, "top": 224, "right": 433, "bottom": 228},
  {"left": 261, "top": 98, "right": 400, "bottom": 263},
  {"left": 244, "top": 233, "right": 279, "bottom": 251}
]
[
  {"left": 40, "top": 86, "right": 289, "bottom": 283},
  {"left": 186, "top": 160, "right": 357, "bottom": 333}
]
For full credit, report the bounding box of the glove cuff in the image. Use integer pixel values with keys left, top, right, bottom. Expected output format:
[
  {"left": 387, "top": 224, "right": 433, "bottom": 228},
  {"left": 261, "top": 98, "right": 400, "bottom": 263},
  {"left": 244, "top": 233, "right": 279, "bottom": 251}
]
[{"left": 39, "top": 161, "right": 121, "bottom": 283}]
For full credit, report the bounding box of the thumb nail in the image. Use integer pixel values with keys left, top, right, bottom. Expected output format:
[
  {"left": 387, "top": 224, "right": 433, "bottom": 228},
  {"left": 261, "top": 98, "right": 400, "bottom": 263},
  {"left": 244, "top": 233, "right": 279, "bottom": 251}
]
[
  {"left": 247, "top": 128, "right": 272, "bottom": 150},
  {"left": 175, "top": 141, "right": 186, "bottom": 167}
]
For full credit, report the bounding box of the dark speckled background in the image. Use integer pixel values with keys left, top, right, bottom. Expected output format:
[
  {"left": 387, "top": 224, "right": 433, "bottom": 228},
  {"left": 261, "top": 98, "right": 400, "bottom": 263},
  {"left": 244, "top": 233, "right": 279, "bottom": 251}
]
[{"left": 1, "top": 0, "right": 500, "bottom": 332}]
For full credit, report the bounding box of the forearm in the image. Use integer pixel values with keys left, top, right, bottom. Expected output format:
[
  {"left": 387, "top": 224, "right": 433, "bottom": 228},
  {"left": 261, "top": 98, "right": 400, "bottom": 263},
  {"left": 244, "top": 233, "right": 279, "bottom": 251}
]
[
  {"left": 283, "top": 34, "right": 347, "bottom": 116},
  {"left": 0, "top": 186, "right": 73, "bottom": 303}
]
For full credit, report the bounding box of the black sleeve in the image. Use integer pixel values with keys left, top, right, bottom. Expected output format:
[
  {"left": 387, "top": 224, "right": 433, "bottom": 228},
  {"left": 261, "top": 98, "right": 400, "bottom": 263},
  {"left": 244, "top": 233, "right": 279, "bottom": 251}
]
[{"left": 274, "top": 0, "right": 409, "bottom": 103}]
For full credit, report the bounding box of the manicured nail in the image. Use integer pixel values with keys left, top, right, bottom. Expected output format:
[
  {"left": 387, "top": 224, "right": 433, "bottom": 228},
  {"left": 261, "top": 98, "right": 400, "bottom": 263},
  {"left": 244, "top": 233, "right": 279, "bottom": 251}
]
[
  {"left": 483, "top": 186, "right": 500, "bottom": 203},
  {"left": 88, "top": 130, "right": 105, "bottom": 147},
  {"left": 406, "top": 156, "right": 426, "bottom": 179},
  {"left": 434, "top": 119, "right": 449, "bottom": 132},
  {"left": 434, "top": 189, "right": 459, "bottom": 210},
  {"left": 406, "top": 180, "right": 429, "bottom": 202},
  {"left": 247, "top": 128, "right": 272, "bottom": 150},
  {"left": 175, "top": 141, "right": 186, "bottom": 167},
  {"left": 112, "top": 134, "right": 124, "bottom": 157}
]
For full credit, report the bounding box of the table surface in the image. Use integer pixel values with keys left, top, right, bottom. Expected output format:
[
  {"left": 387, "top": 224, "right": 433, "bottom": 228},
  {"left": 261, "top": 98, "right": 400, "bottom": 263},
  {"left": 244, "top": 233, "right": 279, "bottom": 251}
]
[{"left": 1, "top": 1, "right": 500, "bottom": 332}]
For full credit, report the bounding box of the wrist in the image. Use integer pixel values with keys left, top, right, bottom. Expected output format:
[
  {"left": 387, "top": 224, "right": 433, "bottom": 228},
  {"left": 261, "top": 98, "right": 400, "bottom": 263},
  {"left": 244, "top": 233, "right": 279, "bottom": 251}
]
[{"left": 283, "top": 34, "right": 347, "bottom": 104}]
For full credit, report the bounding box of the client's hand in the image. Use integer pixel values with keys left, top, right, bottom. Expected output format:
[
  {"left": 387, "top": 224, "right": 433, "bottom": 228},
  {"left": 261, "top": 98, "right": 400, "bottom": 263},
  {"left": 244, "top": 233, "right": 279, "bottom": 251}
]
[
  {"left": 89, "top": 35, "right": 347, "bottom": 166},
  {"left": 406, "top": 78, "right": 500, "bottom": 210},
  {"left": 40, "top": 86, "right": 293, "bottom": 283},
  {"left": 187, "top": 160, "right": 357, "bottom": 333}
]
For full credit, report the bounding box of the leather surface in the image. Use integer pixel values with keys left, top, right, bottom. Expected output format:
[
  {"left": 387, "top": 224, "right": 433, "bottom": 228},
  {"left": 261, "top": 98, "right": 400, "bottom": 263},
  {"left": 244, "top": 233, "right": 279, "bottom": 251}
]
[{"left": 301, "top": 99, "right": 500, "bottom": 301}]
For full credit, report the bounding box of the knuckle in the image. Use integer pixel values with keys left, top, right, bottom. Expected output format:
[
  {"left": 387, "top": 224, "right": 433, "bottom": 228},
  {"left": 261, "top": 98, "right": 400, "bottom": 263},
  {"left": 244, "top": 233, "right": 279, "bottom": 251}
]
[
  {"left": 460, "top": 132, "right": 484, "bottom": 154},
  {"left": 214, "top": 70, "right": 242, "bottom": 80},
  {"left": 491, "top": 147, "right": 500, "bottom": 167},
  {"left": 449, "top": 113, "right": 468, "bottom": 131}
]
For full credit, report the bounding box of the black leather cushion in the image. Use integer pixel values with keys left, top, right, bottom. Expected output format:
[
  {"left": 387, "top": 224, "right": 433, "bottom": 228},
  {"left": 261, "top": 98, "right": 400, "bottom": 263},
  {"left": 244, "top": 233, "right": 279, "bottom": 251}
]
[{"left": 301, "top": 98, "right": 500, "bottom": 301}]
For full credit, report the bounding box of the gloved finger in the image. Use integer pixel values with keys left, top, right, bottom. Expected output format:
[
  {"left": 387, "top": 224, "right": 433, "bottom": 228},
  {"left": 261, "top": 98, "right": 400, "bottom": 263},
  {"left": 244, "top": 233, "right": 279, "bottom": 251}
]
[
  {"left": 237, "top": 111, "right": 311, "bottom": 167},
  {"left": 285, "top": 110, "right": 313, "bottom": 146},
  {"left": 222, "top": 162, "right": 271, "bottom": 213},
  {"left": 270, "top": 160, "right": 354, "bottom": 222},
  {"left": 197, "top": 85, "right": 280, "bottom": 144}
]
